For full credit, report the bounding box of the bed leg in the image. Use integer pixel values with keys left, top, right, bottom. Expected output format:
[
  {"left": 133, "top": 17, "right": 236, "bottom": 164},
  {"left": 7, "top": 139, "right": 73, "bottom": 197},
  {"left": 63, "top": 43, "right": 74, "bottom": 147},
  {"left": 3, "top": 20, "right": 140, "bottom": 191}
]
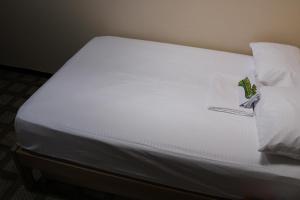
[{"left": 11, "top": 145, "right": 36, "bottom": 190}]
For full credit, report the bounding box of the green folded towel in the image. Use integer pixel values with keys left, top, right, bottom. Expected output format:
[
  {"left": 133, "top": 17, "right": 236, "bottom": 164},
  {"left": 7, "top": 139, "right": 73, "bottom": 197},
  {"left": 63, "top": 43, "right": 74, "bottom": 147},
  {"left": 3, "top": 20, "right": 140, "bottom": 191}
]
[{"left": 238, "top": 77, "right": 257, "bottom": 99}]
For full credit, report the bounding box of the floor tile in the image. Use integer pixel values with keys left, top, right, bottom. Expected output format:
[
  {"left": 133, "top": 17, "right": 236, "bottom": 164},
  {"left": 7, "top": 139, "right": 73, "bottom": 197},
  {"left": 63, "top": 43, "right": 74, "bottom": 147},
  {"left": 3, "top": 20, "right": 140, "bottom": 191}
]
[
  {"left": 8, "top": 83, "right": 27, "bottom": 93},
  {"left": 0, "top": 177, "right": 14, "bottom": 199},
  {"left": 3, "top": 159, "right": 18, "bottom": 174},
  {"left": 20, "top": 75, "right": 37, "bottom": 83},
  {"left": 4, "top": 71, "right": 21, "bottom": 79},
  {"left": 0, "top": 130, "right": 17, "bottom": 147},
  {"left": 0, "top": 94, "right": 14, "bottom": 105},
  {"left": 0, "top": 111, "right": 16, "bottom": 124},
  {"left": 12, "top": 98, "right": 27, "bottom": 108},
  {"left": 10, "top": 185, "right": 37, "bottom": 200},
  {"left": 0, "top": 80, "right": 10, "bottom": 89}
]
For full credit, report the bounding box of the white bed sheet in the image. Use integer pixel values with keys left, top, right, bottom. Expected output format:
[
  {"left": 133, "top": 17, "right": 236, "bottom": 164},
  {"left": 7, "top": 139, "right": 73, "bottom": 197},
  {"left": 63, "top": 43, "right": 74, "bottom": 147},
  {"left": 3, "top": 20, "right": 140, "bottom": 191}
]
[{"left": 15, "top": 37, "right": 300, "bottom": 199}]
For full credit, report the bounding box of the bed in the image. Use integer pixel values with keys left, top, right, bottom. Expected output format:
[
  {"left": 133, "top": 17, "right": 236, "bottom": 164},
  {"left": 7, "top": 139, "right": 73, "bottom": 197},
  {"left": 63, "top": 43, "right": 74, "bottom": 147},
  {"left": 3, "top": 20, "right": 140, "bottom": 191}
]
[{"left": 13, "top": 36, "right": 300, "bottom": 200}]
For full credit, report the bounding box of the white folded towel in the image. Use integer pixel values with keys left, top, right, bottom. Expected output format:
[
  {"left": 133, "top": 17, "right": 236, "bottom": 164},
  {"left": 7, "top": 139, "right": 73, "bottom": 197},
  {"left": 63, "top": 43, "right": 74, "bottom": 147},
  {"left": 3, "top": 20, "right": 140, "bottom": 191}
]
[{"left": 207, "top": 74, "right": 255, "bottom": 117}]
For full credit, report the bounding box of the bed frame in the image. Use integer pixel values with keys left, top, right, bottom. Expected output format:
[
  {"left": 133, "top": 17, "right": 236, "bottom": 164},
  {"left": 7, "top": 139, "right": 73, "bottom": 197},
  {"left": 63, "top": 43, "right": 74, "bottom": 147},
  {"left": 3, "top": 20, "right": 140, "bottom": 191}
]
[{"left": 12, "top": 145, "right": 229, "bottom": 200}]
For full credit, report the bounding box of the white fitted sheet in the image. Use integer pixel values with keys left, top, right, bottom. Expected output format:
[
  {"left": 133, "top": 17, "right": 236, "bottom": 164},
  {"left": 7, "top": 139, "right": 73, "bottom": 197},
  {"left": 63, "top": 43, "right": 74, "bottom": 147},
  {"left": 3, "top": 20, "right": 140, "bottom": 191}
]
[{"left": 15, "top": 37, "right": 300, "bottom": 199}]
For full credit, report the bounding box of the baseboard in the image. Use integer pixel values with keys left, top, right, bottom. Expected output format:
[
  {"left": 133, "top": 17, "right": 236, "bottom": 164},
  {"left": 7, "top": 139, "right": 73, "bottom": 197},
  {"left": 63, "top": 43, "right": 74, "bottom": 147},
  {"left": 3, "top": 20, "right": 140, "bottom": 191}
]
[{"left": 0, "top": 65, "right": 52, "bottom": 78}]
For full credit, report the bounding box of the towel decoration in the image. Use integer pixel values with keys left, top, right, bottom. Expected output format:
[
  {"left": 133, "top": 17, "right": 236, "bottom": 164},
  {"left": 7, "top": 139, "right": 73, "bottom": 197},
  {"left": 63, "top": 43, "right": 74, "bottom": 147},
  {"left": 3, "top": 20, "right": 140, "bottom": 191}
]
[
  {"left": 207, "top": 74, "right": 255, "bottom": 117},
  {"left": 238, "top": 77, "right": 257, "bottom": 99},
  {"left": 238, "top": 77, "right": 260, "bottom": 109}
]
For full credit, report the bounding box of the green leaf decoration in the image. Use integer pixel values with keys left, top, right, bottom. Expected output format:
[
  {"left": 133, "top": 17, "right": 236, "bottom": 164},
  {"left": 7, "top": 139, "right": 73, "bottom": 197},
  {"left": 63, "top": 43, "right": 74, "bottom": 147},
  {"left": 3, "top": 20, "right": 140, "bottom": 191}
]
[{"left": 238, "top": 77, "right": 257, "bottom": 99}]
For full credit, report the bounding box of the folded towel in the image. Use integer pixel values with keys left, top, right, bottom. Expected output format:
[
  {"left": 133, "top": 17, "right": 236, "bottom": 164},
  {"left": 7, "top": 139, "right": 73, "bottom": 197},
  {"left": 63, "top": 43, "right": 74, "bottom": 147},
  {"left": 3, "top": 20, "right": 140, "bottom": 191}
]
[
  {"left": 239, "top": 89, "right": 260, "bottom": 109},
  {"left": 207, "top": 74, "right": 254, "bottom": 117}
]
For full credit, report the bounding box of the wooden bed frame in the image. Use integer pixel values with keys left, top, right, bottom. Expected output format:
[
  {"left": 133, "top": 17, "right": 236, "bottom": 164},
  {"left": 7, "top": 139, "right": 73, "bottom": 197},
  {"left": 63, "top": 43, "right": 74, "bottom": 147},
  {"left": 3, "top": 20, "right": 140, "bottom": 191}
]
[{"left": 12, "top": 145, "right": 229, "bottom": 200}]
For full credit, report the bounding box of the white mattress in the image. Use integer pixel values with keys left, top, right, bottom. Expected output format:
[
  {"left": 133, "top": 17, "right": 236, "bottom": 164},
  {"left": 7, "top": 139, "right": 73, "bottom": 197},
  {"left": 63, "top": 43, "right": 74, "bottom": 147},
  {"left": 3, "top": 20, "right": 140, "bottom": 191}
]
[{"left": 15, "top": 37, "right": 300, "bottom": 199}]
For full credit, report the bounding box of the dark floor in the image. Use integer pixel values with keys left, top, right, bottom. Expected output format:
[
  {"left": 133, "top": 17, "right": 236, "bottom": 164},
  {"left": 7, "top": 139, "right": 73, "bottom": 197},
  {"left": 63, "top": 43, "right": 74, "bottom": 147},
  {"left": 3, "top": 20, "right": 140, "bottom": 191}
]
[{"left": 0, "top": 67, "right": 131, "bottom": 200}]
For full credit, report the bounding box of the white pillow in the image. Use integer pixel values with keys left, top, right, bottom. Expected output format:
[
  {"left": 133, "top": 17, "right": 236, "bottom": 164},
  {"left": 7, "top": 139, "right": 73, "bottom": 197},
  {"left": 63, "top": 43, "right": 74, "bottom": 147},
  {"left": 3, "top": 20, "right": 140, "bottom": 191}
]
[
  {"left": 255, "top": 86, "right": 300, "bottom": 160},
  {"left": 250, "top": 42, "right": 300, "bottom": 87}
]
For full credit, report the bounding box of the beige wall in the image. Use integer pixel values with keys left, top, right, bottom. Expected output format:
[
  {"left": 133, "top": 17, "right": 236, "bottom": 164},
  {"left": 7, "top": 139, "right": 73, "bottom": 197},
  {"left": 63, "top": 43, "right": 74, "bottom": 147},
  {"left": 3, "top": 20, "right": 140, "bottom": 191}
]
[{"left": 1, "top": 0, "right": 300, "bottom": 73}]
